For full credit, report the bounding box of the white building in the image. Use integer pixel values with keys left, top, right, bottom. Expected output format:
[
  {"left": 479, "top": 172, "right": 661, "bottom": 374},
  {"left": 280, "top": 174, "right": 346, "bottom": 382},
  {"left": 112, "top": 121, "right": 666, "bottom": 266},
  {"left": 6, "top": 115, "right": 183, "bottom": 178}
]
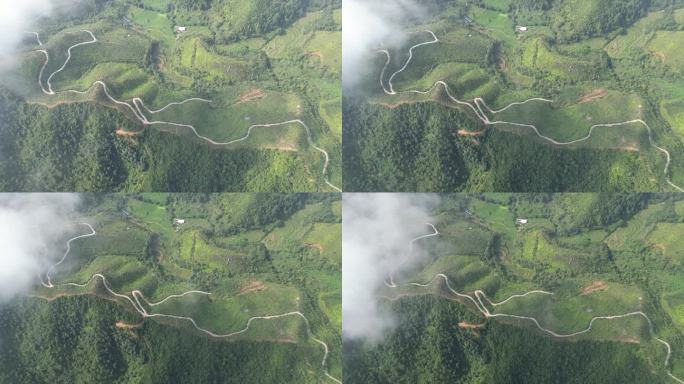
[
  {"left": 516, "top": 26, "right": 528, "bottom": 33},
  {"left": 516, "top": 218, "right": 528, "bottom": 225},
  {"left": 174, "top": 219, "right": 186, "bottom": 225},
  {"left": 174, "top": 26, "right": 187, "bottom": 33}
]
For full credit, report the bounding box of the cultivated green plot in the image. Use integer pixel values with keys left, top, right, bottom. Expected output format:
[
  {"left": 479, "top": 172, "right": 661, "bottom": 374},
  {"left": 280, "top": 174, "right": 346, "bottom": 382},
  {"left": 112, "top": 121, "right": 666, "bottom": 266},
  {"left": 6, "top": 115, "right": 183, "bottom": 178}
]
[
  {"left": 362, "top": 195, "right": 684, "bottom": 383},
  {"left": 648, "top": 32, "right": 684, "bottom": 73},
  {"left": 2, "top": 0, "right": 341, "bottom": 192},
  {"left": 662, "top": 100, "right": 684, "bottom": 137},
  {"left": 346, "top": 1, "right": 684, "bottom": 192},
  {"left": 648, "top": 223, "right": 684, "bottom": 264},
  {"left": 22, "top": 194, "right": 341, "bottom": 383},
  {"left": 495, "top": 91, "right": 643, "bottom": 143},
  {"left": 154, "top": 91, "right": 303, "bottom": 142}
]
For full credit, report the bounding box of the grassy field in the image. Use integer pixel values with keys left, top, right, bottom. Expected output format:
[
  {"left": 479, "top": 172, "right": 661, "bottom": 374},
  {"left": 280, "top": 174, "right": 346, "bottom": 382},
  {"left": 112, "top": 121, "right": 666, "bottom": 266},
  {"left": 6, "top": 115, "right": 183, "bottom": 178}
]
[
  {"left": 379, "top": 194, "right": 684, "bottom": 379},
  {"left": 497, "top": 90, "right": 643, "bottom": 142},
  {"left": 647, "top": 223, "right": 684, "bottom": 264},
  {"left": 32, "top": 194, "right": 341, "bottom": 380},
  {"left": 648, "top": 31, "right": 684, "bottom": 74},
  {"left": 7, "top": 0, "right": 341, "bottom": 192},
  {"left": 663, "top": 291, "right": 684, "bottom": 328},
  {"left": 356, "top": 2, "right": 684, "bottom": 192}
]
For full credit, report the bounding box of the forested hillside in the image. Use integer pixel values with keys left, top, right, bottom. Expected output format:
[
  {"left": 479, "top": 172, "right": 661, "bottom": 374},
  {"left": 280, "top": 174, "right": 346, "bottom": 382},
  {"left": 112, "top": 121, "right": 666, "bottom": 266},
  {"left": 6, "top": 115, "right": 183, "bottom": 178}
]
[
  {"left": 0, "top": 296, "right": 316, "bottom": 384},
  {"left": 0, "top": 89, "right": 317, "bottom": 192},
  {"left": 0, "top": 193, "right": 342, "bottom": 383},
  {"left": 345, "top": 193, "right": 684, "bottom": 383},
  {"left": 1, "top": 0, "right": 342, "bottom": 191},
  {"left": 344, "top": 99, "right": 657, "bottom": 192},
  {"left": 344, "top": 0, "right": 684, "bottom": 192}
]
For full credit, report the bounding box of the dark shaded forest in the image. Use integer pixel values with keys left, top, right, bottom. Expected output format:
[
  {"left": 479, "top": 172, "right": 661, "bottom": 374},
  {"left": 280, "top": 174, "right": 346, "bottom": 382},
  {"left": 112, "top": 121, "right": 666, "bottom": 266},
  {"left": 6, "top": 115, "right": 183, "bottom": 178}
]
[
  {"left": 342, "top": 98, "right": 655, "bottom": 192},
  {"left": 0, "top": 296, "right": 313, "bottom": 384},
  {"left": 344, "top": 284, "right": 665, "bottom": 383},
  {"left": 0, "top": 88, "right": 315, "bottom": 192}
]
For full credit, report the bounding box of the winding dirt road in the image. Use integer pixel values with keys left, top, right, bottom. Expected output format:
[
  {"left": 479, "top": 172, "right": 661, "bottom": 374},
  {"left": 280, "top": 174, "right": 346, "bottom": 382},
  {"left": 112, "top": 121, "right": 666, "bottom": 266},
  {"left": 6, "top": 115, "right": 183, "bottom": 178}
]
[
  {"left": 29, "top": 31, "right": 340, "bottom": 192},
  {"left": 386, "top": 222, "right": 683, "bottom": 383},
  {"left": 41, "top": 223, "right": 340, "bottom": 383},
  {"left": 385, "top": 222, "right": 439, "bottom": 288},
  {"left": 379, "top": 31, "right": 683, "bottom": 192}
]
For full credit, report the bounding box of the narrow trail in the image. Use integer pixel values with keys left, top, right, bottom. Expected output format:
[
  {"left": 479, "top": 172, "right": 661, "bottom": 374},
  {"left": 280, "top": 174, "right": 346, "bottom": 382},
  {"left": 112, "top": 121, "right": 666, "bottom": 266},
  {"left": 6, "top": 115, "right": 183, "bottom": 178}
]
[
  {"left": 28, "top": 31, "right": 340, "bottom": 192},
  {"left": 379, "top": 30, "right": 684, "bottom": 192},
  {"left": 385, "top": 222, "right": 683, "bottom": 383},
  {"left": 40, "top": 223, "right": 340, "bottom": 383},
  {"left": 385, "top": 222, "right": 439, "bottom": 288},
  {"left": 41, "top": 222, "right": 96, "bottom": 288}
]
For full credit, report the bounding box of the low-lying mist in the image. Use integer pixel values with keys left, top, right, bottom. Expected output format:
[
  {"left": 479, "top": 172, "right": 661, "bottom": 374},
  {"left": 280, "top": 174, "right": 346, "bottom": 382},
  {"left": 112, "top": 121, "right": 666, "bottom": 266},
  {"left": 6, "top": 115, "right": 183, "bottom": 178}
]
[
  {"left": 342, "top": 0, "right": 428, "bottom": 91},
  {"left": 342, "top": 193, "right": 439, "bottom": 343},
  {"left": 0, "top": 194, "right": 80, "bottom": 303},
  {"left": 0, "top": 0, "right": 84, "bottom": 74}
]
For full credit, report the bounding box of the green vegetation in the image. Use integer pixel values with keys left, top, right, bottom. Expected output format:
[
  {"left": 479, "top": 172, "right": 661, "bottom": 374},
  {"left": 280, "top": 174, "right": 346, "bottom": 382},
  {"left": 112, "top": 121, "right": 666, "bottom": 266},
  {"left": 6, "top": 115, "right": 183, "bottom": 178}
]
[
  {"left": 344, "top": 99, "right": 658, "bottom": 192},
  {"left": 1, "top": 0, "right": 341, "bottom": 192},
  {"left": 346, "top": 193, "right": 684, "bottom": 383},
  {"left": 0, "top": 193, "right": 341, "bottom": 382},
  {"left": 345, "top": 0, "right": 684, "bottom": 192},
  {"left": 0, "top": 91, "right": 319, "bottom": 192},
  {"left": 345, "top": 296, "right": 663, "bottom": 383}
]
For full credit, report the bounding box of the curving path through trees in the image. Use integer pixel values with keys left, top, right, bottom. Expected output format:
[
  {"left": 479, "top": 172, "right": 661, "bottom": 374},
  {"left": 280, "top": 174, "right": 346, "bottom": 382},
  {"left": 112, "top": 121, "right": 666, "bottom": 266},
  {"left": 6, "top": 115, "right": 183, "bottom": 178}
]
[
  {"left": 385, "top": 222, "right": 683, "bottom": 383},
  {"left": 385, "top": 222, "right": 439, "bottom": 288},
  {"left": 378, "top": 31, "right": 683, "bottom": 192},
  {"left": 28, "top": 31, "right": 341, "bottom": 192},
  {"left": 40, "top": 223, "right": 340, "bottom": 383}
]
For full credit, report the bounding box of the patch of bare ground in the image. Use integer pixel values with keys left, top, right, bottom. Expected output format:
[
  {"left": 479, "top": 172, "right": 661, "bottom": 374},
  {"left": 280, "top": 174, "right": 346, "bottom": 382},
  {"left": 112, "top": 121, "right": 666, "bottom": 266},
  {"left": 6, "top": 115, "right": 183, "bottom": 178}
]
[
  {"left": 618, "top": 335, "right": 641, "bottom": 344},
  {"left": 261, "top": 135, "right": 299, "bottom": 152},
  {"left": 236, "top": 280, "right": 267, "bottom": 296},
  {"left": 619, "top": 145, "right": 639, "bottom": 152},
  {"left": 613, "top": 137, "right": 640, "bottom": 152},
  {"left": 307, "top": 51, "right": 324, "bottom": 60},
  {"left": 234, "top": 89, "right": 266, "bottom": 105},
  {"left": 577, "top": 88, "right": 608, "bottom": 104},
  {"left": 581, "top": 280, "right": 608, "bottom": 295},
  {"left": 458, "top": 321, "right": 486, "bottom": 329},
  {"left": 116, "top": 320, "right": 144, "bottom": 329},
  {"left": 653, "top": 243, "right": 667, "bottom": 257},
  {"left": 457, "top": 129, "right": 484, "bottom": 137},
  {"left": 116, "top": 128, "right": 141, "bottom": 137},
  {"left": 653, "top": 51, "right": 666, "bottom": 63},
  {"left": 306, "top": 243, "right": 324, "bottom": 252},
  {"left": 263, "top": 145, "right": 298, "bottom": 152}
]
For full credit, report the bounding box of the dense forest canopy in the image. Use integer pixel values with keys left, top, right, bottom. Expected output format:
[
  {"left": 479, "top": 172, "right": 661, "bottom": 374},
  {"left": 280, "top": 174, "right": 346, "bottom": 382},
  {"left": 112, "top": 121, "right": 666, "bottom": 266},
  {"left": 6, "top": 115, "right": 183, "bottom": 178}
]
[
  {"left": 0, "top": 0, "right": 342, "bottom": 192},
  {"left": 0, "top": 88, "right": 317, "bottom": 192},
  {"left": 344, "top": 0, "right": 684, "bottom": 192},
  {"left": 345, "top": 296, "right": 663, "bottom": 383},
  {"left": 0, "top": 193, "right": 342, "bottom": 383},
  {"left": 343, "top": 98, "right": 657, "bottom": 192},
  {"left": 344, "top": 193, "right": 684, "bottom": 383}
]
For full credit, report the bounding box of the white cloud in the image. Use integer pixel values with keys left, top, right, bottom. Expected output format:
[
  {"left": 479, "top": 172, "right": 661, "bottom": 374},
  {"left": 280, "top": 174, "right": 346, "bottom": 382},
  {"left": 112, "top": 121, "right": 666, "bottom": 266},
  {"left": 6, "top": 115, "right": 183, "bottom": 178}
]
[
  {"left": 342, "top": 193, "right": 439, "bottom": 342},
  {"left": 0, "top": 0, "right": 85, "bottom": 74},
  {"left": 0, "top": 0, "right": 54, "bottom": 72},
  {"left": 0, "top": 194, "right": 80, "bottom": 303},
  {"left": 342, "top": 0, "right": 426, "bottom": 89}
]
